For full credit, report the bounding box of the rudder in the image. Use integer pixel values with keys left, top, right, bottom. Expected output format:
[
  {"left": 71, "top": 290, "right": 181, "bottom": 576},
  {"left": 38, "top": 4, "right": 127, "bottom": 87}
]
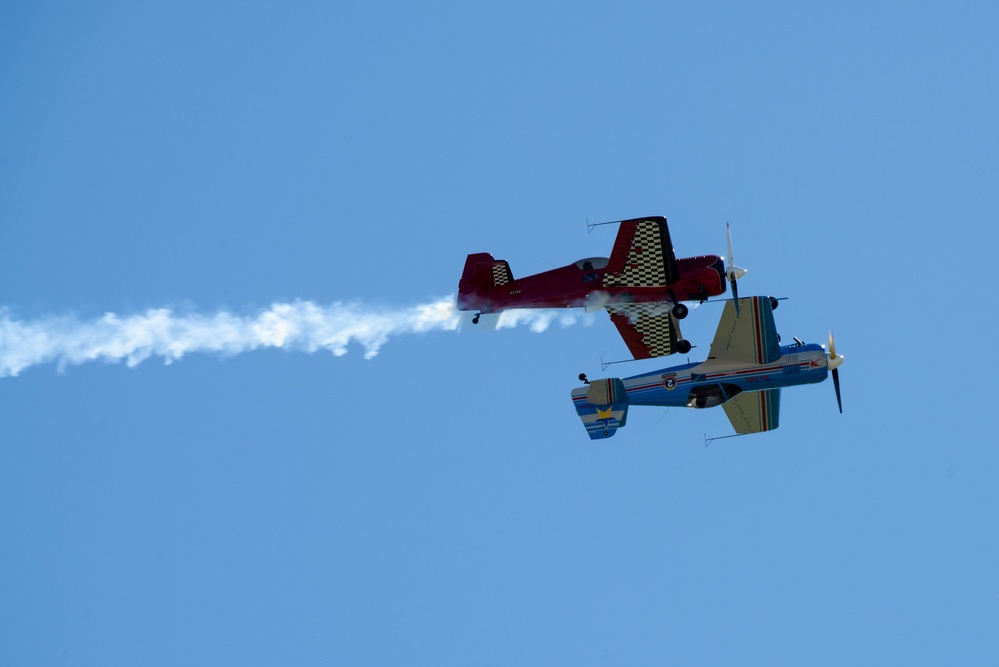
[
  {"left": 457, "top": 253, "right": 514, "bottom": 311},
  {"left": 571, "top": 378, "right": 630, "bottom": 440}
]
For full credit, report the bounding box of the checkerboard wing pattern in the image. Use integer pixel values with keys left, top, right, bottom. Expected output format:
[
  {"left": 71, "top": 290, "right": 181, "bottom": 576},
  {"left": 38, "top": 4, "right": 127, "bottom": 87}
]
[
  {"left": 606, "top": 304, "right": 679, "bottom": 359},
  {"left": 603, "top": 219, "right": 669, "bottom": 289}
]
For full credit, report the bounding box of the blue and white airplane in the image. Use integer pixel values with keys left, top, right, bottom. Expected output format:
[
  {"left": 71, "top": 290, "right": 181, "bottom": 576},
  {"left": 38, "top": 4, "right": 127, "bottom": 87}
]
[{"left": 571, "top": 296, "right": 844, "bottom": 439}]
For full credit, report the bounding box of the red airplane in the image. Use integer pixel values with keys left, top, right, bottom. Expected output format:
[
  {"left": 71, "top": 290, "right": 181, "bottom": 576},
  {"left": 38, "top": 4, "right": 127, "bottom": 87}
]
[{"left": 457, "top": 216, "right": 748, "bottom": 358}]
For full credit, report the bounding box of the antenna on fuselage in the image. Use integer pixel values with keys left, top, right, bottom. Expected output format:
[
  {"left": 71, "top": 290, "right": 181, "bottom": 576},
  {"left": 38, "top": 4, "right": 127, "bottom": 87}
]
[{"left": 536, "top": 255, "right": 556, "bottom": 269}]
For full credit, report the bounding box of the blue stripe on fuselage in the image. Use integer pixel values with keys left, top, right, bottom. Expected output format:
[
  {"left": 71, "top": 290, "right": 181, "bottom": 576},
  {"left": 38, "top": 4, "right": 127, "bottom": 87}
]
[{"left": 620, "top": 344, "right": 829, "bottom": 407}]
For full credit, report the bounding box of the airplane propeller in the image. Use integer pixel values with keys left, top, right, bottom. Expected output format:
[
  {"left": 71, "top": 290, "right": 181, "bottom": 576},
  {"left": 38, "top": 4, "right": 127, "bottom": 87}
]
[
  {"left": 826, "top": 330, "right": 845, "bottom": 413},
  {"left": 725, "top": 222, "right": 747, "bottom": 313}
]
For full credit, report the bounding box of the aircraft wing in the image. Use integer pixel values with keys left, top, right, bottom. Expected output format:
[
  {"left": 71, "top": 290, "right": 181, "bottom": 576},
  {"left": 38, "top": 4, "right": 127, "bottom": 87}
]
[
  {"left": 603, "top": 217, "right": 680, "bottom": 289},
  {"left": 706, "top": 296, "right": 781, "bottom": 365},
  {"left": 722, "top": 389, "right": 781, "bottom": 434},
  {"left": 606, "top": 303, "right": 682, "bottom": 358}
]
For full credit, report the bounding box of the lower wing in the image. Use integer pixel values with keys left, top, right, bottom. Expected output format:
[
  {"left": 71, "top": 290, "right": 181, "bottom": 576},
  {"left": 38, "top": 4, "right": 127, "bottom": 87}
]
[
  {"left": 722, "top": 389, "right": 781, "bottom": 434},
  {"left": 606, "top": 303, "right": 682, "bottom": 358}
]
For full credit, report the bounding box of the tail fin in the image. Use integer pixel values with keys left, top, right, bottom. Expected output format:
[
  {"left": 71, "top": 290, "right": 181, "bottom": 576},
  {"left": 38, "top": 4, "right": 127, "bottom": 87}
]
[
  {"left": 570, "top": 378, "right": 630, "bottom": 440},
  {"left": 457, "top": 253, "right": 515, "bottom": 311}
]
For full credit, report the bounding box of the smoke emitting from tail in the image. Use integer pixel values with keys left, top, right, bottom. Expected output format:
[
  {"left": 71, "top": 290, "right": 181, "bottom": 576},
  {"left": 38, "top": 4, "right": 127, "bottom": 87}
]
[{"left": 0, "top": 296, "right": 595, "bottom": 377}]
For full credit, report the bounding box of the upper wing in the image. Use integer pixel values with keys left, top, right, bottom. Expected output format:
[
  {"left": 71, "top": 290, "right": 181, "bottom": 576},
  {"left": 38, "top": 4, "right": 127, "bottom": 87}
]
[
  {"left": 606, "top": 303, "right": 682, "bottom": 359},
  {"left": 722, "top": 389, "right": 781, "bottom": 434},
  {"left": 706, "top": 296, "right": 781, "bottom": 365},
  {"left": 602, "top": 217, "right": 680, "bottom": 289}
]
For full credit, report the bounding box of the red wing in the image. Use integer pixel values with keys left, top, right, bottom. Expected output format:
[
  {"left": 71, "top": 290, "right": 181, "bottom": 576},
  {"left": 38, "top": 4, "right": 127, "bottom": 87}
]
[
  {"left": 604, "top": 217, "right": 680, "bottom": 288},
  {"left": 606, "top": 304, "right": 682, "bottom": 359}
]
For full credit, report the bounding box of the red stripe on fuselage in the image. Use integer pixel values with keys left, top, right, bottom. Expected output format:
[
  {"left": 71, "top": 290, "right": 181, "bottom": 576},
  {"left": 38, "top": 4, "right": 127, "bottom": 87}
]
[{"left": 704, "top": 365, "right": 783, "bottom": 381}]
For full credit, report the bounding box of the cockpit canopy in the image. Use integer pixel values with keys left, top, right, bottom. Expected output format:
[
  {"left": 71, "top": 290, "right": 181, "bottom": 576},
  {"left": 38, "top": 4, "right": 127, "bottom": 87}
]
[{"left": 573, "top": 257, "right": 609, "bottom": 271}]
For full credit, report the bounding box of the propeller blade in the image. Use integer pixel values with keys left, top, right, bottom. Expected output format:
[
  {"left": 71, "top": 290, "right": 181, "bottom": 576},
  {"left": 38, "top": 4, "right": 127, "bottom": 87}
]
[
  {"left": 826, "top": 330, "right": 843, "bottom": 412},
  {"left": 725, "top": 223, "right": 746, "bottom": 314},
  {"left": 727, "top": 222, "right": 735, "bottom": 267},
  {"left": 832, "top": 367, "right": 842, "bottom": 413}
]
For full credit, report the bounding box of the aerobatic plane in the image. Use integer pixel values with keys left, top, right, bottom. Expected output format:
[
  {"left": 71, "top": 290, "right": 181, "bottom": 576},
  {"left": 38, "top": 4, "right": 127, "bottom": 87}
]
[
  {"left": 571, "top": 296, "right": 844, "bottom": 439},
  {"left": 457, "top": 216, "right": 747, "bottom": 358}
]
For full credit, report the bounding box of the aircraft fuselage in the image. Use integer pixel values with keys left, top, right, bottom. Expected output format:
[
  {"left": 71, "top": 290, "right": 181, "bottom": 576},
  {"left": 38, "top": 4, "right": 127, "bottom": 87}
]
[
  {"left": 458, "top": 254, "right": 725, "bottom": 313},
  {"left": 573, "top": 343, "right": 829, "bottom": 412}
]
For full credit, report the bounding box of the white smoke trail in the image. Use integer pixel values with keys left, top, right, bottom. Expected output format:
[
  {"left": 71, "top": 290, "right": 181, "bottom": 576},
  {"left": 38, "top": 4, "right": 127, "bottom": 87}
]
[{"left": 0, "top": 295, "right": 596, "bottom": 377}]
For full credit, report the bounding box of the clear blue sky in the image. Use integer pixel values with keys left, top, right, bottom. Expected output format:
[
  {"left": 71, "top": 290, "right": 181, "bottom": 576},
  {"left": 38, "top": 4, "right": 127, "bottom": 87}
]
[{"left": 3, "top": 2, "right": 997, "bottom": 665}]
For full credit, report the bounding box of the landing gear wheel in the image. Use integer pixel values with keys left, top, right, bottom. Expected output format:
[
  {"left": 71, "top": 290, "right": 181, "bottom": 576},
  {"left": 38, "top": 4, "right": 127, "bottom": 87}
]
[
  {"left": 672, "top": 303, "right": 689, "bottom": 320},
  {"left": 472, "top": 313, "right": 481, "bottom": 324},
  {"left": 676, "top": 339, "right": 692, "bottom": 354},
  {"left": 769, "top": 296, "right": 779, "bottom": 310}
]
